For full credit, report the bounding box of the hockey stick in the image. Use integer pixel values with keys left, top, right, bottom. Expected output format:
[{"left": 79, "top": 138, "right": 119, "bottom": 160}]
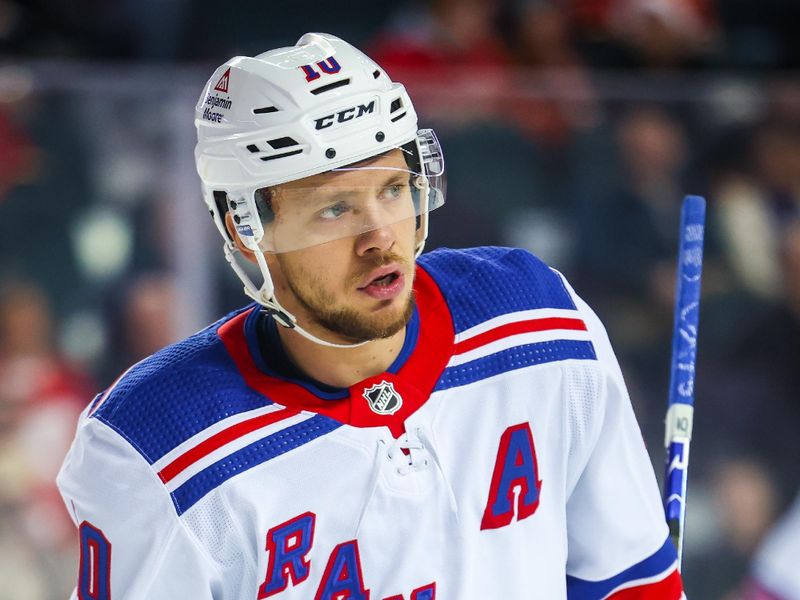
[{"left": 663, "top": 195, "right": 706, "bottom": 567}]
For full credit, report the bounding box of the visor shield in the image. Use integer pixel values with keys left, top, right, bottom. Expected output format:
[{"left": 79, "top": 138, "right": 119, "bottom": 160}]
[{"left": 225, "top": 130, "right": 445, "bottom": 253}]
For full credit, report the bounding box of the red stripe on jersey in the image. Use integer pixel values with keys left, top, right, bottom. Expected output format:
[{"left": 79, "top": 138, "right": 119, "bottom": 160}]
[
  {"left": 453, "top": 317, "right": 587, "bottom": 355},
  {"left": 158, "top": 407, "right": 300, "bottom": 483},
  {"left": 607, "top": 568, "right": 683, "bottom": 599}
]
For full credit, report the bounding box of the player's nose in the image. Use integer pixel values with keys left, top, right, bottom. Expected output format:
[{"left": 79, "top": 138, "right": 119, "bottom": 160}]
[
  {"left": 354, "top": 221, "right": 396, "bottom": 256},
  {"left": 352, "top": 198, "right": 398, "bottom": 255}
]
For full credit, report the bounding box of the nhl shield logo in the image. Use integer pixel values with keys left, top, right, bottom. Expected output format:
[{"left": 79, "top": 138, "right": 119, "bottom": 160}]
[{"left": 362, "top": 381, "right": 403, "bottom": 415}]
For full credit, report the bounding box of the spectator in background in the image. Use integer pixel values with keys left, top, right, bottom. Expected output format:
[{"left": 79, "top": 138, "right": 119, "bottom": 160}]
[
  {"left": 569, "top": 0, "right": 719, "bottom": 69},
  {"left": 507, "top": 0, "right": 599, "bottom": 146},
  {"left": 713, "top": 118, "right": 800, "bottom": 302},
  {"left": 720, "top": 217, "right": 800, "bottom": 500},
  {"left": 367, "top": 0, "right": 512, "bottom": 123},
  {"left": 604, "top": 0, "right": 717, "bottom": 69},
  {"left": 0, "top": 280, "right": 91, "bottom": 598},
  {"left": 0, "top": 97, "right": 38, "bottom": 201},
  {"left": 101, "top": 272, "right": 179, "bottom": 386},
  {"left": 369, "top": 0, "right": 511, "bottom": 73},
  {"left": 579, "top": 106, "right": 689, "bottom": 326},
  {"left": 683, "top": 458, "right": 780, "bottom": 600},
  {"left": 121, "top": 273, "right": 178, "bottom": 365},
  {"left": 0, "top": 71, "right": 94, "bottom": 309}
]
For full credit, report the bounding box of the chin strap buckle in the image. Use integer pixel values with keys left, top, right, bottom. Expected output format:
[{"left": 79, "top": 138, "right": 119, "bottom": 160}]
[{"left": 263, "top": 305, "right": 296, "bottom": 329}]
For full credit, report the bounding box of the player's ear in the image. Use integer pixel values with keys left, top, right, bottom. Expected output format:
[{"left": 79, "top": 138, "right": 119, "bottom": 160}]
[{"left": 224, "top": 212, "right": 257, "bottom": 262}]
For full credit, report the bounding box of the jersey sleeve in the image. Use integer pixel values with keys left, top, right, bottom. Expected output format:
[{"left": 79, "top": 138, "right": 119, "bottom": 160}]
[
  {"left": 557, "top": 273, "right": 684, "bottom": 599},
  {"left": 57, "top": 409, "right": 222, "bottom": 599}
]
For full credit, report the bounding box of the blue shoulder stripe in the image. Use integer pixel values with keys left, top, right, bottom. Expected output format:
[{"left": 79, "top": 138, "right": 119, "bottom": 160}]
[
  {"left": 566, "top": 537, "right": 678, "bottom": 599},
  {"left": 171, "top": 415, "right": 342, "bottom": 514},
  {"left": 417, "top": 247, "right": 575, "bottom": 334},
  {"left": 92, "top": 305, "right": 273, "bottom": 464},
  {"left": 435, "top": 340, "right": 597, "bottom": 391}
]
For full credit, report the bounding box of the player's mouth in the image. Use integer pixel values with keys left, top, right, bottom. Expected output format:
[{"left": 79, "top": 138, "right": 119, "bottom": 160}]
[{"left": 357, "top": 265, "right": 405, "bottom": 300}]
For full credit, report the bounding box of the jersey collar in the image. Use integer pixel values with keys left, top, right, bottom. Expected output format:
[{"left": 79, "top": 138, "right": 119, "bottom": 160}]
[{"left": 217, "top": 265, "right": 454, "bottom": 438}]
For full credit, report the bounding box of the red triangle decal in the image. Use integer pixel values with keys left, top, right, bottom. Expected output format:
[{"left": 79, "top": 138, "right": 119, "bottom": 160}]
[{"left": 214, "top": 67, "right": 231, "bottom": 93}]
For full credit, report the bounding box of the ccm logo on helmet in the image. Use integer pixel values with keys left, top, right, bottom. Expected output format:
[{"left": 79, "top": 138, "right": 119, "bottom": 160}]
[{"left": 314, "top": 101, "right": 375, "bottom": 130}]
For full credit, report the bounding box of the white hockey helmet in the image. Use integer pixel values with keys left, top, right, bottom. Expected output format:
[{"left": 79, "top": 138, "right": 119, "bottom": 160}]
[{"left": 194, "top": 33, "right": 445, "bottom": 346}]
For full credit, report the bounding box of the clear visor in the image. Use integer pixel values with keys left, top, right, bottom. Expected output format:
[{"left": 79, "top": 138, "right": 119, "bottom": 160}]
[{"left": 226, "top": 130, "right": 445, "bottom": 253}]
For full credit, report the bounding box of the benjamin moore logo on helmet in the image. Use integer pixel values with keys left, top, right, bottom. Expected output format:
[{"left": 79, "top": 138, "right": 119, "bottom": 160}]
[
  {"left": 214, "top": 67, "right": 231, "bottom": 93},
  {"left": 202, "top": 67, "right": 233, "bottom": 123},
  {"left": 314, "top": 101, "right": 375, "bottom": 131},
  {"left": 202, "top": 94, "right": 233, "bottom": 123}
]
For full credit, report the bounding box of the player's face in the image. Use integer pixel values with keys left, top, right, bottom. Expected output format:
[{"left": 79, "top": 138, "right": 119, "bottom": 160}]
[{"left": 269, "top": 149, "right": 418, "bottom": 343}]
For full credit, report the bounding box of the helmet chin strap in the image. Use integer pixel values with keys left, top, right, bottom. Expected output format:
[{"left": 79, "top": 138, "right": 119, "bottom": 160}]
[
  {"left": 222, "top": 207, "right": 430, "bottom": 350},
  {"left": 223, "top": 243, "right": 369, "bottom": 349}
]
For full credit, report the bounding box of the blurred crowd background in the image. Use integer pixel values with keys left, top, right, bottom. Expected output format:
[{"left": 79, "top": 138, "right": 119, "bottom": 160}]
[{"left": 0, "top": 0, "right": 798, "bottom": 598}]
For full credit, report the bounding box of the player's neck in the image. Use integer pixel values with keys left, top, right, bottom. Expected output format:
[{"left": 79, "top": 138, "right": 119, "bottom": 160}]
[{"left": 276, "top": 323, "right": 406, "bottom": 389}]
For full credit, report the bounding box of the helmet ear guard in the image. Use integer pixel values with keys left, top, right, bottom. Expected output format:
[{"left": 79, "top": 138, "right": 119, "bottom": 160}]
[{"left": 227, "top": 193, "right": 264, "bottom": 254}]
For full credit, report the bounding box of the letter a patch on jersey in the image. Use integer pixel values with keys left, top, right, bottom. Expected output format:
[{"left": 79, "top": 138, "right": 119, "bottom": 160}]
[{"left": 481, "top": 423, "right": 543, "bottom": 531}]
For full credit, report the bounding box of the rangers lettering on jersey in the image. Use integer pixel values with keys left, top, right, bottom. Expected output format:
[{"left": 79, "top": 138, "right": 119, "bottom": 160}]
[
  {"left": 258, "top": 512, "right": 316, "bottom": 598},
  {"left": 314, "top": 541, "right": 369, "bottom": 600}
]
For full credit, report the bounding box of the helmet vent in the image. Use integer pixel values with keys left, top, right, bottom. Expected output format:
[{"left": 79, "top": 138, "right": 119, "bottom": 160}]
[
  {"left": 245, "top": 137, "right": 302, "bottom": 161},
  {"left": 253, "top": 106, "right": 279, "bottom": 114},
  {"left": 267, "top": 137, "right": 299, "bottom": 150},
  {"left": 390, "top": 111, "right": 407, "bottom": 123},
  {"left": 310, "top": 79, "right": 351, "bottom": 95},
  {"left": 372, "top": 70, "right": 380, "bottom": 79},
  {"left": 390, "top": 98, "right": 403, "bottom": 113},
  {"left": 261, "top": 149, "right": 303, "bottom": 162}
]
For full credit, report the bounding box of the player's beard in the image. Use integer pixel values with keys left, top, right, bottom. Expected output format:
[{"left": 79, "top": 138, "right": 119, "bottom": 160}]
[{"left": 276, "top": 251, "right": 415, "bottom": 343}]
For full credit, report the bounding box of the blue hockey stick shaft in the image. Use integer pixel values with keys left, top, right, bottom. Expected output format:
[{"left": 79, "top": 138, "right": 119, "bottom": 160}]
[{"left": 664, "top": 195, "right": 706, "bottom": 567}]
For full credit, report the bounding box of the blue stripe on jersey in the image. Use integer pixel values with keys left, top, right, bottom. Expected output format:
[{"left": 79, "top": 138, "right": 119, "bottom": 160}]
[
  {"left": 244, "top": 306, "right": 349, "bottom": 401},
  {"left": 435, "top": 340, "right": 597, "bottom": 391},
  {"left": 417, "top": 247, "right": 576, "bottom": 334},
  {"left": 171, "top": 415, "right": 342, "bottom": 515},
  {"left": 93, "top": 307, "right": 274, "bottom": 464},
  {"left": 566, "top": 537, "right": 677, "bottom": 599},
  {"left": 387, "top": 304, "right": 420, "bottom": 373}
]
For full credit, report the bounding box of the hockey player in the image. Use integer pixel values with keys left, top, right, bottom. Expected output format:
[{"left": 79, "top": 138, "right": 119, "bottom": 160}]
[{"left": 58, "top": 33, "right": 685, "bottom": 599}]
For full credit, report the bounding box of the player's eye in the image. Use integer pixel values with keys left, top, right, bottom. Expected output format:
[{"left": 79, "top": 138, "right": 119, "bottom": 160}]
[
  {"left": 380, "top": 183, "right": 405, "bottom": 201},
  {"left": 318, "top": 201, "right": 350, "bottom": 221}
]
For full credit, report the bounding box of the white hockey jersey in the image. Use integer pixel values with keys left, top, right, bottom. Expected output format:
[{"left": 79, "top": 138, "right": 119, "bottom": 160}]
[{"left": 58, "top": 247, "right": 683, "bottom": 599}]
